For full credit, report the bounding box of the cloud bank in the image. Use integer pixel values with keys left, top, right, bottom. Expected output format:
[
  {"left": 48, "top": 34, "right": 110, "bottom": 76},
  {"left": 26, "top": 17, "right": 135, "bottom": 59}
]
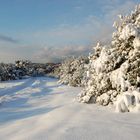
[{"left": 33, "top": 45, "right": 91, "bottom": 63}]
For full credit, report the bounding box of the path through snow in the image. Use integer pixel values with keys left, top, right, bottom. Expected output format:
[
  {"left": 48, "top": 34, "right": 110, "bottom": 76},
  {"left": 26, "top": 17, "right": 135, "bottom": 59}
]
[{"left": 0, "top": 77, "right": 140, "bottom": 140}]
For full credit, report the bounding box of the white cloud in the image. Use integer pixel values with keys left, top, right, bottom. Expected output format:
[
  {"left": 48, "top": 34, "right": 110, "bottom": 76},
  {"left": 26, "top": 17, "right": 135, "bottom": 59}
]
[
  {"left": 104, "top": 1, "right": 137, "bottom": 22},
  {"left": 33, "top": 45, "right": 91, "bottom": 63}
]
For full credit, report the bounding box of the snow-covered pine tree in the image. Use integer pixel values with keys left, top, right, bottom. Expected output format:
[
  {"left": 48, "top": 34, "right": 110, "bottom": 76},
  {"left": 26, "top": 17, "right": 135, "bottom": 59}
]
[
  {"left": 78, "top": 5, "right": 140, "bottom": 112},
  {"left": 47, "top": 63, "right": 61, "bottom": 78},
  {"left": 58, "top": 56, "right": 89, "bottom": 87},
  {"left": 15, "top": 60, "right": 31, "bottom": 79}
]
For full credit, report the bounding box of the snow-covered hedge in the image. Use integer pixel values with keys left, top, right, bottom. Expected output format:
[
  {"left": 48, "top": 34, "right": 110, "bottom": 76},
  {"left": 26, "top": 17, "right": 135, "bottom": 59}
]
[
  {"left": 58, "top": 57, "right": 89, "bottom": 87},
  {"left": 77, "top": 5, "right": 140, "bottom": 112}
]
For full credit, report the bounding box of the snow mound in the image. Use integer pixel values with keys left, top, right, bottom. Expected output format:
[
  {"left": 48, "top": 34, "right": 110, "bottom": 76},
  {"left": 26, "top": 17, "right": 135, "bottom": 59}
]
[{"left": 115, "top": 90, "right": 140, "bottom": 112}]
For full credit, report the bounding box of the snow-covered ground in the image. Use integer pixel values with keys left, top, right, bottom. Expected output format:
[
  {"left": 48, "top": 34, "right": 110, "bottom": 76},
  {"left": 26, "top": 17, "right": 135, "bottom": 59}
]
[{"left": 0, "top": 77, "right": 140, "bottom": 140}]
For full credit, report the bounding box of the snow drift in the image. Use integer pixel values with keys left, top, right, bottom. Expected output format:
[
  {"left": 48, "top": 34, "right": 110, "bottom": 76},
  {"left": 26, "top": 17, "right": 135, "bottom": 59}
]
[{"left": 1, "top": 77, "right": 140, "bottom": 140}]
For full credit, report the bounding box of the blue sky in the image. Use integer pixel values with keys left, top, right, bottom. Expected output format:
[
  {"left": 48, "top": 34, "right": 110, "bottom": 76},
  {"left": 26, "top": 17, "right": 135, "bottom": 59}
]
[{"left": 0, "top": 0, "right": 139, "bottom": 63}]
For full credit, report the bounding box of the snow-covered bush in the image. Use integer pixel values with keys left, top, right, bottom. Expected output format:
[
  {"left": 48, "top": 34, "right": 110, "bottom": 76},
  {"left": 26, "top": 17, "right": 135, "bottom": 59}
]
[
  {"left": 0, "top": 60, "right": 31, "bottom": 81},
  {"left": 78, "top": 5, "right": 140, "bottom": 112},
  {"left": 58, "top": 56, "right": 89, "bottom": 87},
  {"left": 15, "top": 60, "right": 31, "bottom": 78},
  {"left": 47, "top": 63, "right": 61, "bottom": 78},
  {"left": 0, "top": 63, "right": 17, "bottom": 81}
]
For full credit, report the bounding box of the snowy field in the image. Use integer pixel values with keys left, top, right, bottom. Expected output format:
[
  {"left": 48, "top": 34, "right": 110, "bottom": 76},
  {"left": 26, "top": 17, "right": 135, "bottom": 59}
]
[{"left": 0, "top": 77, "right": 140, "bottom": 140}]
